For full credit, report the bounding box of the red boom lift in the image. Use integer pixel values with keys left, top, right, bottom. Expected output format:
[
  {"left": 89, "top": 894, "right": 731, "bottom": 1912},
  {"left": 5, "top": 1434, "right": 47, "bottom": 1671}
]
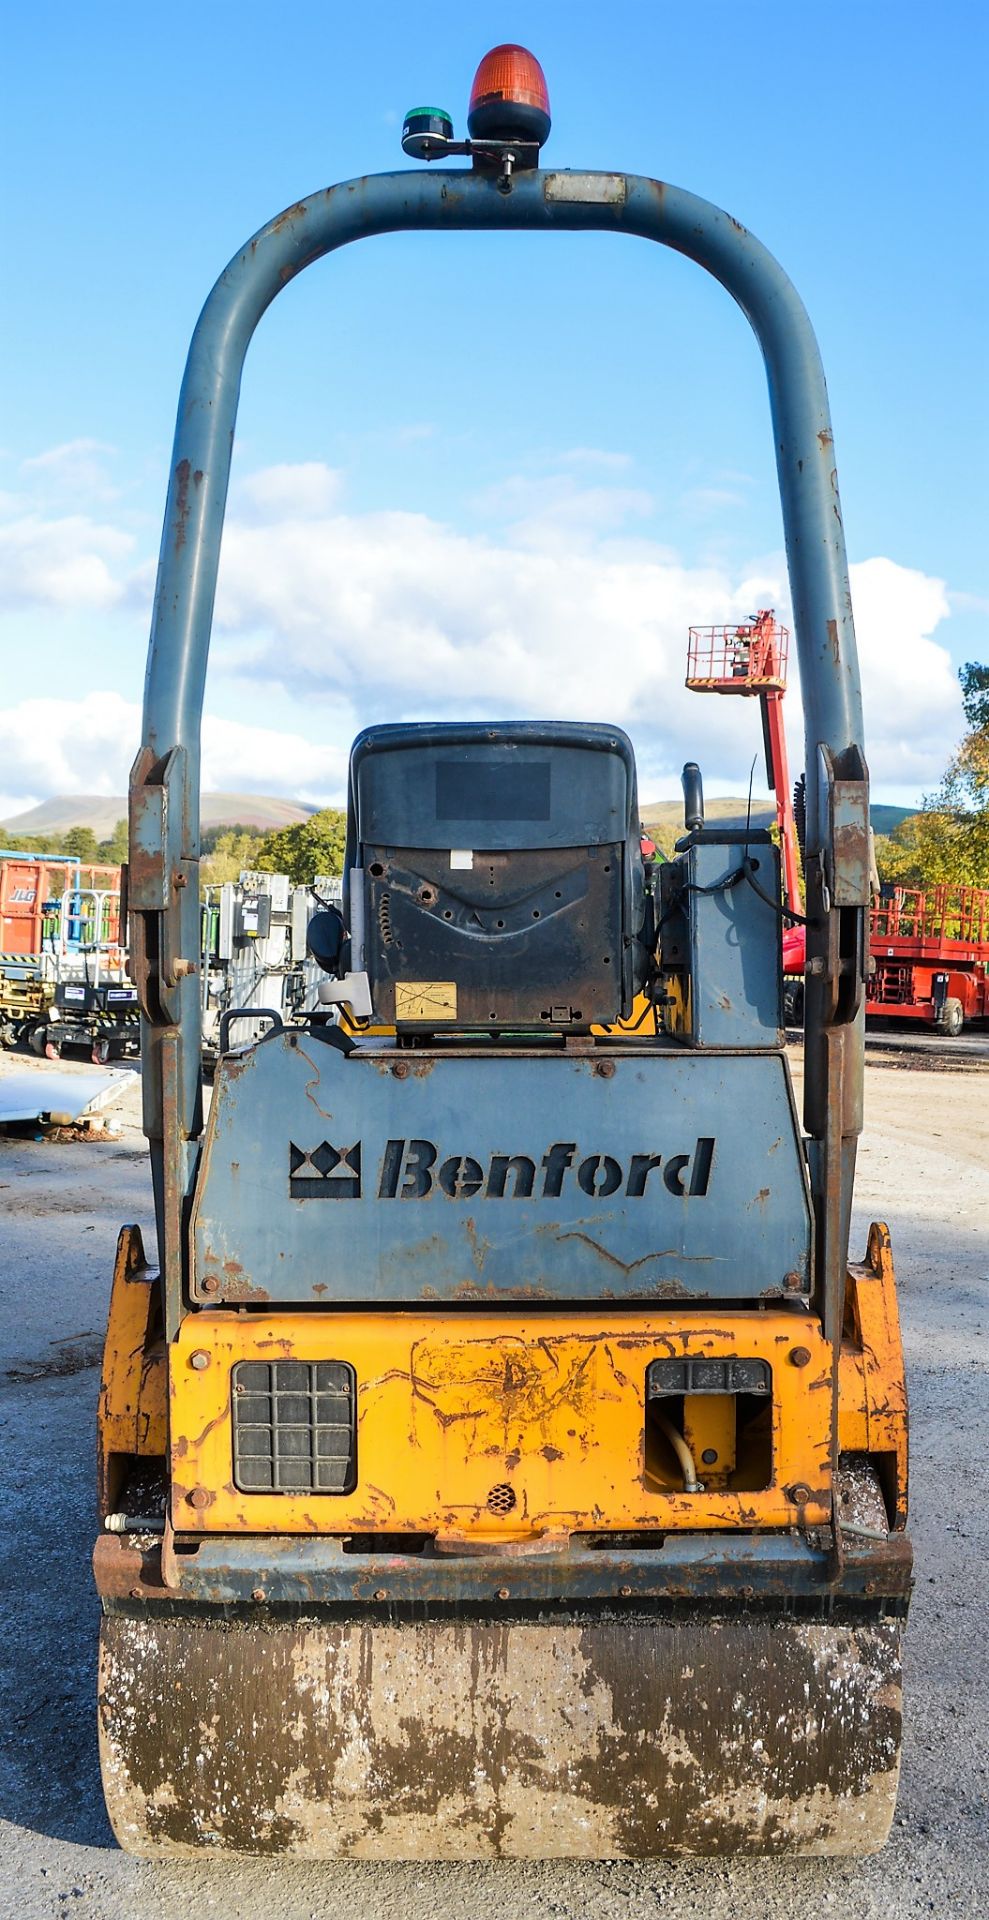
[
  {"left": 686, "top": 609, "right": 803, "bottom": 930},
  {"left": 685, "top": 615, "right": 989, "bottom": 1034}
]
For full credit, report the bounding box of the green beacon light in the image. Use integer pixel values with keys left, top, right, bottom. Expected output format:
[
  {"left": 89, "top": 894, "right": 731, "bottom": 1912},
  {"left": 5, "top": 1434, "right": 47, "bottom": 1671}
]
[{"left": 401, "top": 107, "right": 454, "bottom": 161}]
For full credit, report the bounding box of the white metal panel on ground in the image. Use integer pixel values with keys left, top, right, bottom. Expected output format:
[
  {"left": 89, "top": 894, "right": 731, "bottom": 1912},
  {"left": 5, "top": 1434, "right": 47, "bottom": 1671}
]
[{"left": 0, "top": 1067, "right": 117, "bottom": 1124}]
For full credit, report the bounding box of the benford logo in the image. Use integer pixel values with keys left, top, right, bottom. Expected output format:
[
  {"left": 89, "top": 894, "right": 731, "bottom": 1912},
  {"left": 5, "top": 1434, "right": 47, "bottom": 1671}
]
[
  {"left": 289, "top": 1141, "right": 362, "bottom": 1200},
  {"left": 289, "top": 1137, "right": 715, "bottom": 1202}
]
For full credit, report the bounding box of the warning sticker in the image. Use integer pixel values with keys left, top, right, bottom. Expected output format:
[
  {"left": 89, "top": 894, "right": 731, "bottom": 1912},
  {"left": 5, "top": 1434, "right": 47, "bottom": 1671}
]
[{"left": 395, "top": 981, "right": 458, "bottom": 1022}]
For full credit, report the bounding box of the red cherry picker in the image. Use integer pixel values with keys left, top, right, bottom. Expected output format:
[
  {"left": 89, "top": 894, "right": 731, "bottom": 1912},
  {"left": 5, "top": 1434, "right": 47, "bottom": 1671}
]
[
  {"left": 686, "top": 611, "right": 807, "bottom": 982},
  {"left": 686, "top": 614, "right": 989, "bottom": 1034}
]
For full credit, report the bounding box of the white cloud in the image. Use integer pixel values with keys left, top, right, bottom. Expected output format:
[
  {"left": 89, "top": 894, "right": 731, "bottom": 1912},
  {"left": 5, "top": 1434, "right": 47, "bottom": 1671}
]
[
  {"left": 0, "top": 693, "right": 349, "bottom": 815},
  {"left": 199, "top": 714, "right": 348, "bottom": 799},
  {"left": 0, "top": 460, "right": 966, "bottom": 810},
  {"left": 850, "top": 557, "right": 962, "bottom": 787},
  {"left": 212, "top": 491, "right": 745, "bottom": 755},
  {"left": 22, "top": 438, "right": 119, "bottom": 502},
  {"left": 948, "top": 588, "right": 989, "bottom": 616},
  {"left": 238, "top": 462, "right": 343, "bottom": 520},
  {"left": 209, "top": 486, "right": 782, "bottom": 807},
  {"left": 23, "top": 437, "right": 116, "bottom": 473},
  {"left": 0, "top": 512, "right": 133, "bottom": 610},
  {"left": 0, "top": 692, "right": 137, "bottom": 803},
  {"left": 472, "top": 472, "right": 655, "bottom": 544},
  {"left": 208, "top": 467, "right": 965, "bottom": 800},
  {"left": 0, "top": 444, "right": 135, "bottom": 611}
]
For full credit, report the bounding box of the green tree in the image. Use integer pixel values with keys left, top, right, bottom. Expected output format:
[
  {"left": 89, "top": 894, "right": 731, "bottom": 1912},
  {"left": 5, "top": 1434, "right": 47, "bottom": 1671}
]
[
  {"left": 63, "top": 826, "right": 99, "bottom": 861},
  {"left": 874, "top": 662, "right": 989, "bottom": 891},
  {"left": 874, "top": 815, "right": 930, "bottom": 889},
  {"left": 959, "top": 659, "right": 989, "bottom": 733},
  {"left": 200, "top": 827, "right": 265, "bottom": 888},
  {"left": 0, "top": 828, "right": 58, "bottom": 854},
  {"left": 917, "top": 662, "right": 989, "bottom": 886},
  {"left": 255, "top": 808, "right": 347, "bottom": 884},
  {"left": 97, "top": 817, "right": 129, "bottom": 863}
]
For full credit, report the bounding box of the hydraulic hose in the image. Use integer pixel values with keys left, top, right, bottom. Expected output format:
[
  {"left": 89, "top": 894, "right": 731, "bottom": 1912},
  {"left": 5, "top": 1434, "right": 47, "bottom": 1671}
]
[{"left": 652, "top": 1409, "right": 701, "bottom": 1492}]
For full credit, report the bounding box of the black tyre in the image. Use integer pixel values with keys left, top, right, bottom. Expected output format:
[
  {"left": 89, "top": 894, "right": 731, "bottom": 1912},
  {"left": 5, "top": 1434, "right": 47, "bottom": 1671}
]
[
  {"left": 92, "top": 1037, "right": 112, "bottom": 1065},
  {"left": 29, "top": 1025, "right": 48, "bottom": 1057},
  {"left": 937, "top": 997, "right": 963, "bottom": 1037}
]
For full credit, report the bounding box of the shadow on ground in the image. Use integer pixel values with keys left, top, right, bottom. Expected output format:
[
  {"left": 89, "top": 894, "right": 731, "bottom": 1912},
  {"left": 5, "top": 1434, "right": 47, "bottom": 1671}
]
[{"left": 0, "top": 1370, "right": 115, "bottom": 1849}]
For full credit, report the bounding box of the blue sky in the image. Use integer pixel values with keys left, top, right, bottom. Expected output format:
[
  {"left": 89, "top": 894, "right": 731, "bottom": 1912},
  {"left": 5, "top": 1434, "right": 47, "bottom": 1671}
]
[{"left": 2, "top": 1, "right": 986, "bottom": 819}]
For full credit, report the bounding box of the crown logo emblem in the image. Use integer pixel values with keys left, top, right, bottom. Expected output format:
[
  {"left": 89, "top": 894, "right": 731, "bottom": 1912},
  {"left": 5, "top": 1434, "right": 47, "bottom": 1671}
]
[{"left": 289, "top": 1142, "right": 362, "bottom": 1199}]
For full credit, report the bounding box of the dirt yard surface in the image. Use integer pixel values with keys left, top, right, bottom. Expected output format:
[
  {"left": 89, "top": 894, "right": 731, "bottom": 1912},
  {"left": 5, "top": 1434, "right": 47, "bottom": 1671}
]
[{"left": 1, "top": 1048, "right": 986, "bottom": 1919}]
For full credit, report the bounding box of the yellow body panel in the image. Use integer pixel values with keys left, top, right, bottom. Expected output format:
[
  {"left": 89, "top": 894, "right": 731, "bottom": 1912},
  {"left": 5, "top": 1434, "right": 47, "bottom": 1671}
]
[
  {"left": 683, "top": 1393, "right": 737, "bottom": 1483},
  {"left": 592, "top": 978, "right": 688, "bottom": 1040},
  {"left": 168, "top": 1310, "right": 836, "bottom": 1536},
  {"left": 98, "top": 1225, "right": 167, "bottom": 1515},
  {"left": 838, "top": 1221, "right": 910, "bottom": 1526},
  {"left": 97, "top": 1224, "right": 907, "bottom": 1540}
]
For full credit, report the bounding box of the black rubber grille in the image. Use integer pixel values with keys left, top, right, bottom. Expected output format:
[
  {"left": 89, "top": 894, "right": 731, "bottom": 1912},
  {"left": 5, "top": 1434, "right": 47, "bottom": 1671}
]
[{"left": 232, "top": 1360, "right": 356, "bottom": 1494}]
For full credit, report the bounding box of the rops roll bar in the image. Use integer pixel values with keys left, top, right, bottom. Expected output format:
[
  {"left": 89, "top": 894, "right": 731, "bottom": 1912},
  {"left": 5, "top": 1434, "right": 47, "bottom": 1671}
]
[{"left": 129, "top": 166, "right": 870, "bottom": 1333}]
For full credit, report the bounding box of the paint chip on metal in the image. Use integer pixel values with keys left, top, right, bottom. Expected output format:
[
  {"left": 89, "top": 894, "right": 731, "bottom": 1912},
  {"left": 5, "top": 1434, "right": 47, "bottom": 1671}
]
[{"left": 544, "top": 173, "right": 627, "bottom": 205}]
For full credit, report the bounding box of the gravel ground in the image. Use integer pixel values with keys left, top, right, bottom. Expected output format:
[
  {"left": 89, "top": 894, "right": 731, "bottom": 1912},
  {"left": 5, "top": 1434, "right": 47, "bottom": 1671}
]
[{"left": 0, "top": 1048, "right": 986, "bottom": 1919}]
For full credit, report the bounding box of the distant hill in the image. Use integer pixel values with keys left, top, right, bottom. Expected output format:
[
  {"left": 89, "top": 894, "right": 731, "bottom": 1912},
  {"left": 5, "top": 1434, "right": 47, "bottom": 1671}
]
[
  {"left": 871, "top": 805, "right": 915, "bottom": 837},
  {"left": 1, "top": 793, "right": 317, "bottom": 838},
  {"left": 641, "top": 796, "right": 915, "bottom": 852},
  {"left": 2, "top": 791, "right": 919, "bottom": 849},
  {"left": 640, "top": 796, "right": 774, "bottom": 851}
]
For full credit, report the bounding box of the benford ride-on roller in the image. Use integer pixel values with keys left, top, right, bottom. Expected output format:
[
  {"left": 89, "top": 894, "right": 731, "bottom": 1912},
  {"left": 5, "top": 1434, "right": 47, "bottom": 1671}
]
[{"left": 94, "top": 44, "right": 911, "bottom": 1857}]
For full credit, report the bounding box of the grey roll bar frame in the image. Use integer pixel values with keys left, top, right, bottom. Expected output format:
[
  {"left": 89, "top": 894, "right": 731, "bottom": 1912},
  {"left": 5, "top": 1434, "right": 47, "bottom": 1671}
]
[{"left": 128, "top": 165, "right": 870, "bottom": 1340}]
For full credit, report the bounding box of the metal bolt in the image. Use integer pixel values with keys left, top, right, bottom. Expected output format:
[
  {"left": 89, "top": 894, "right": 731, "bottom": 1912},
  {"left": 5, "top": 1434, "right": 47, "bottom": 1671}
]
[
  {"left": 391, "top": 1061, "right": 410, "bottom": 1079},
  {"left": 783, "top": 1270, "right": 803, "bottom": 1292},
  {"left": 201, "top": 1276, "right": 220, "bottom": 1295},
  {"left": 174, "top": 872, "right": 189, "bottom": 889},
  {"left": 251, "top": 1587, "right": 266, "bottom": 1603},
  {"left": 173, "top": 958, "right": 197, "bottom": 978},
  {"left": 786, "top": 1483, "right": 813, "bottom": 1507},
  {"left": 789, "top": 1345, "right": 812, "bottom": 1368},
  {"left": 188, "top": 1487, "right": 211, "bottom": 1510},
  {"left": 619, "top": 1585, "right": 632, "bottom": 1598},
  {"left": 373, "top": 1588, "right": 388, "bottom": 1602},
  {"left": 496, "top": 1587, "right": 510, "bottom": 1601},
  {"left": 189, "top": 1349, "right": 210, "bottom": 1371},
  {"left": 594, "top": 1060, "right": 615, "bottom": 1078},
  {"left": 701, "top": 1448, "right": 718, "bottom": 1465},
  {"left": 130, "top": 1587, "right": 143, "bottom": 1599}
]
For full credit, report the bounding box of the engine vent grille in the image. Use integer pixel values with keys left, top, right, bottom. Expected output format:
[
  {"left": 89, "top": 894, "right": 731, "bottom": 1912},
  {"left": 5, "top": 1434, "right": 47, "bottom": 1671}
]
[{"left": 232, "top": 1360, "right": 356, "bottom": 1494}]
